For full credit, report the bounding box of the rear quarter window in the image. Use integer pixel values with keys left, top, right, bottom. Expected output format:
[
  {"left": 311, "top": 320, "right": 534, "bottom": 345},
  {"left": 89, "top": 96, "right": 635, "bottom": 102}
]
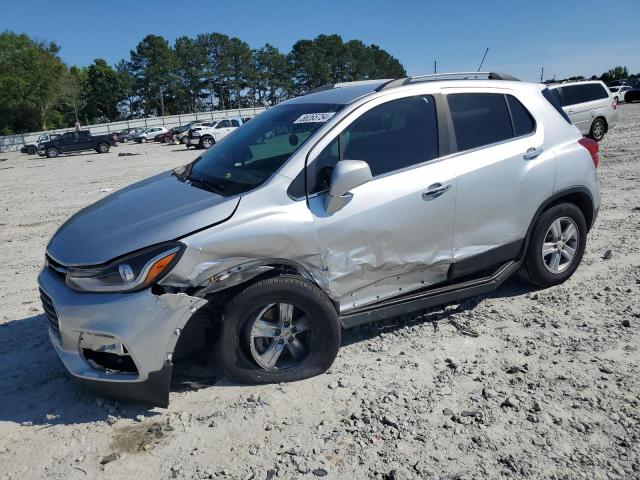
[
  {"left": 506, "top": 95, "right": 535, "bottom": 136},
  {"left": 542, "top": 88, "right": 571, "bottom": 124}
]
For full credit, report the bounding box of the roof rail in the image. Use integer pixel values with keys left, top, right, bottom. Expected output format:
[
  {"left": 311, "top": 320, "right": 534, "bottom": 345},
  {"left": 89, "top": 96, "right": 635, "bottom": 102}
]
[
  {"left": 376, "top": 72, "right": 520, "bottom": 91},
  {"left": 305, "top": 79, "right": 390, "bottom": 95}
]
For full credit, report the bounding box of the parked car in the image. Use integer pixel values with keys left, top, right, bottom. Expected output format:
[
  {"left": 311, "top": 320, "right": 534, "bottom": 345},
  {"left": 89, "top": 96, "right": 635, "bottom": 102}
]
[
  {"left": 134, "top": 127, "right": 168, "bottom": 143},
  {"left": 175, "top": 122, "right": 210, "bottom": 144},
  {"left": 39, "top": 72, "right": 601, "bottom": 406},
  {"left": 117, "top": 128, "right": 145, "bottom": 142},
  {"left": 622, "top": 88, "right": 640, "bottom": 103},
  {"left": 37, "top": 130, "right": 117, "bottom": 158},
  {"left": 548, "top": 81, "right": 617, "bottom": 141},
  {"left": 608, "top": 85, "right": 632, "bottom": 103},
  {"left": 21, "top": 133, "right": 59, "bottom": 155},
  {"left": 155, "top": 126, "right": 183, "bottom": 143},
  {"left": 186, "top": 118, "right": 242, "bottom": 149}
]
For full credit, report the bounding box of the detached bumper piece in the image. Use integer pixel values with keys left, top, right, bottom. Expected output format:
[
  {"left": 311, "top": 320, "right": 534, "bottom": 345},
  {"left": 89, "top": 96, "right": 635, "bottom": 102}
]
[{"left": 69, "top": 364, "right": 173, "bottom": 408}]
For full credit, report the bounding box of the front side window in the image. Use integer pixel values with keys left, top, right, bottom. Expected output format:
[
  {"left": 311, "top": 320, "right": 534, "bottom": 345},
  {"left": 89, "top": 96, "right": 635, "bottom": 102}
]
[
  {"left": 307, "top": 95, "right": 439, "bottom": 194},
  {"left": 447, "top": 93, "right": 513, "bottom": 151},
  {"left": 188, "top": 102, "right": 344, "bottom": 197}
]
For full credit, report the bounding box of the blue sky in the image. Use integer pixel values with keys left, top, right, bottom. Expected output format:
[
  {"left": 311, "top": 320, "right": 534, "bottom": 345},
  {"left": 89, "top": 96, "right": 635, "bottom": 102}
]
[{"left": 3, "top": 0, "right": 639, "bottom": 81}]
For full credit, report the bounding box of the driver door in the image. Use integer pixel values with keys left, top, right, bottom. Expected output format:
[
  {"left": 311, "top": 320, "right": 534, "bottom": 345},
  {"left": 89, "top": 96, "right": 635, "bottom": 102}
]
[{"left": 307, "top": 94, "right": 457, "bottom": 312}]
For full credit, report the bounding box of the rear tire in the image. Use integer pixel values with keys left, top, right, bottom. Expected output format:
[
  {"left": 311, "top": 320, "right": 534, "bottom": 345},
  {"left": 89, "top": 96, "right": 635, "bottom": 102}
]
[
  {"left": 519, "top": 203, "right": 587, "bottom": 288},
  {"left": 46, "top": 147, "right": 59, "bottom": 158},
  {"left": 213, "top": 275, "right": 341, "bottom": 384},
  {"left": 589, "top": 117, "right": 606, "bottom": 141},
  {"left": 97, "top": 143, "right": 109, "bottom": 153}
]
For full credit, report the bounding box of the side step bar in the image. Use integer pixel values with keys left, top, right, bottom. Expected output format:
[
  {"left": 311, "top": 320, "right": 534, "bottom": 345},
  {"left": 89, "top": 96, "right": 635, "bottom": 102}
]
[{"left": 340, "top": 261, "right": 521, "bottom": 329}]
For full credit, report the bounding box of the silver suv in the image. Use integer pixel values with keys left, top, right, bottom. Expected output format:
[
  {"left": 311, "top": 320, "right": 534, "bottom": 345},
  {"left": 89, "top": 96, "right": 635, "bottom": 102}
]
[{"left": 38, "top": 72, "right": 601, "bottom": 406}]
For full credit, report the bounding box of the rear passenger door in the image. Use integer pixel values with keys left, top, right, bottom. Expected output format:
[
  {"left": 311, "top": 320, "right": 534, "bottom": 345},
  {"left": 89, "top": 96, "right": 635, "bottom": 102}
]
[
  {"left": 446, "top": 91, "right": 555, "bottom": 277},
  {"left": 308, "top": 94, "right": 457, "bottom": 311}
]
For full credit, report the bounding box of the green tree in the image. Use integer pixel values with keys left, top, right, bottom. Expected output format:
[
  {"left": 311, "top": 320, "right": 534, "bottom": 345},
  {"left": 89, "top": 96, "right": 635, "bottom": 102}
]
[
  {"left": 174, "top": 36, "right": 207, "bottom": 112},
  {"left": 601, "top": 66, "right": 629, "bottom": 83},
  {"left": 0, "top": 32, "right": 67, "bottom": 132},
  {"left": 129, "top": 35, "right": 177, "bottom": 116},
  {"left": 251, "top": 44, "right": 290, "bottom": 106},
  {"left": 228, "top": 37, "right": 253, "bottom": 109},
  {"left": 197, "top": 33, "right": 232, "bottom": 110},
  {"left": 85, "top": 58, "right": 122, "bottom": 122}
]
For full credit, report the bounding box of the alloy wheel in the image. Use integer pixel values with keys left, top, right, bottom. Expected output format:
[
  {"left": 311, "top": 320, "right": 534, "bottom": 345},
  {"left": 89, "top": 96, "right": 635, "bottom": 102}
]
[
  {"left": 248, "top": 303, "right": 312, "bottom": 370},
  {"left": 541, "top": 217, "right": 579, "bottom": 274}
]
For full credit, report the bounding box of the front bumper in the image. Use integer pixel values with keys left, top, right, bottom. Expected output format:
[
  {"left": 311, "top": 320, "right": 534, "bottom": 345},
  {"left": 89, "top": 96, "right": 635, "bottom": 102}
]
[{"left": 37, "top": 266, "right": 206, "bottom": 406}]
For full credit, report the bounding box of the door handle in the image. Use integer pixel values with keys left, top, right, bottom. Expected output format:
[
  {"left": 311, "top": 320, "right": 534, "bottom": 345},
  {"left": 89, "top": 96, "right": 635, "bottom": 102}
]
[
  {"left": 422, "top": 183, "right": 451, "bottom": 200},
  {"left": 523, "top": 147, "right": 543, "bottom": 160}
]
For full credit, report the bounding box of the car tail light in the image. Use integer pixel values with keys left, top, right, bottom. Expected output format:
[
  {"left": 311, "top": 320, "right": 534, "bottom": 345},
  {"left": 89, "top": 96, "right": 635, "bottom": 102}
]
[
  {"left": 612, "top": 100, "right": 617, "bottom": 110},
  {"left": 578, "top": 138, "right": 599, "bottom": 168}
]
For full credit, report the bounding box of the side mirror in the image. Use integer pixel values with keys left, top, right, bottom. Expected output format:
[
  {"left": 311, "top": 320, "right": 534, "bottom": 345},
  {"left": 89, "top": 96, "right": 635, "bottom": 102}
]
[{"left": 324, "top": 160, "right": 372, "bottom": 214}]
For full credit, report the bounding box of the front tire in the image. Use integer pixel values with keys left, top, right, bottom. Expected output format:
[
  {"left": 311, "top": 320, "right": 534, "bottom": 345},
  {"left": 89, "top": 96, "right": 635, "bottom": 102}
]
[
  {"left": 519, "top": 203, "right": 587, "bottom": 288},
  {"left": 46, "top": 147, "right": 59, "bottom": 158},
  {"left": 214, "top": 275, "right": 341, "bottom": 384},
  {"left": 26, "top": 146, "right": 37, "bottom": 155},
  {"left": 140, "top": 137, "right": 147, "bottom": 143},
  {"left": 589, "top": 118, "right": 606, "bottom": 141}
]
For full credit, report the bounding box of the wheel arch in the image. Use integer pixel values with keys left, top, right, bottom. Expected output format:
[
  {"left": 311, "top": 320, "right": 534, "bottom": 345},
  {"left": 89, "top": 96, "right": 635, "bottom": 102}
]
[{"left": 526, "top": 187, "right": 596, "bottom": 250}]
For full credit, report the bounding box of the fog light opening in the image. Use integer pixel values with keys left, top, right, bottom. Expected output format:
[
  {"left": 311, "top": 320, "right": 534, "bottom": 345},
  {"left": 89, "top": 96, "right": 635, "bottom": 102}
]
[{"left": 78, "top": 333, "right": 138, "bottom": 375}]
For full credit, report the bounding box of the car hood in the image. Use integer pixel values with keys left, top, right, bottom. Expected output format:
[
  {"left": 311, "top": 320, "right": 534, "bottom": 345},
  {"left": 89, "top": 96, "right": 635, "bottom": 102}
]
[{"left": 47, "top": 171, "right": 239, "bottom": 266}]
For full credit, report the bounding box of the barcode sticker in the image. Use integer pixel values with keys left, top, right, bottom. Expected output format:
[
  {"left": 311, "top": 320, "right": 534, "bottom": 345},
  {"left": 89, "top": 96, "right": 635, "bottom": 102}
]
[{"left": 293, "top": 112, "right": 336, "bottom": 124}]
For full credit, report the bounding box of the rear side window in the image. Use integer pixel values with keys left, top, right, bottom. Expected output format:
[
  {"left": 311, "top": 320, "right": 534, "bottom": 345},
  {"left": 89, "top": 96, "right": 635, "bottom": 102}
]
[
  {"left": 560, "top": 83, "right": 608, "bottom": 106},
  {"left": 447, "top": 93, "right": 513, "bottom": 151},
  {"left": 506, "top": 95, "right": 535, "bottom": 136},
  {"left": 542, "top": 88, "right": 571, "bottom": 124}
]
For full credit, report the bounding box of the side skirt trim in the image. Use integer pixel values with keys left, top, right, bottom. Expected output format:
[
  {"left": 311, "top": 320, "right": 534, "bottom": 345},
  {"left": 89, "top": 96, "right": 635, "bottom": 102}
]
[{"left": 340, "top": 260, "right": 520, "bottom": 329}]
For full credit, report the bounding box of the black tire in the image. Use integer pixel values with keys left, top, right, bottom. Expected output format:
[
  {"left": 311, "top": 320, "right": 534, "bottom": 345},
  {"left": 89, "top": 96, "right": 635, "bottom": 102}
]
[
  {"left": 141, "top": 137, "right": 147, "bottom": 143},
  {"left": 589, "top": 117, "right": 607, "bottom": 141},
  {"left": 26, "top": 146, "right": 37, "bottom": 155},
  {"left": 519, "top": 203, "right": 587, "bottom": 288},
  {"left": 46, "top": 147, "right": 59, "bottom": 158},
  {"left": 97, "top": 143, "right": 109, "bottom": 153},
  {"left": 213, "top": 275, "right": 341, "bottom": 384},
  {"left": 200, "top": 136, "right": 214, "bottom": 149},
  {"left": 180, "top": 137, "right": 188, "bottom": 144}
]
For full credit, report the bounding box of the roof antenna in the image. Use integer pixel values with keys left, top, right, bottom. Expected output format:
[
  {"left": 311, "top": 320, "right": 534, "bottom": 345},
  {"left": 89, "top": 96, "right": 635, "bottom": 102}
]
[{"left": 477, "top": 48, "right": 489, "bottom": 72}]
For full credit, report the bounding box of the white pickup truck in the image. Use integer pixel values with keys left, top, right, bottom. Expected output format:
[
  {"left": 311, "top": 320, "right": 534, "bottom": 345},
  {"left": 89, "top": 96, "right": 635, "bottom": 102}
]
[{"left": 185, "top": 118, "right": 243, "bottom": 149}]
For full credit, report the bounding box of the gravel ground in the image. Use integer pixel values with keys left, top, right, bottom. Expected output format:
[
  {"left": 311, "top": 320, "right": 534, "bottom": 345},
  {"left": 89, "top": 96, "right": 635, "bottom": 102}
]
[{"left": 0, "top": 105, "right": 639, "bottom": 480}]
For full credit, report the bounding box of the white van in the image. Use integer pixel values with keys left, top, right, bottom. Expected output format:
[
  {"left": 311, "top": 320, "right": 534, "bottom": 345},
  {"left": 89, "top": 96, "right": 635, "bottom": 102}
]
[{"left": 548, "top": 81, "right": 617, "bottom": 141}]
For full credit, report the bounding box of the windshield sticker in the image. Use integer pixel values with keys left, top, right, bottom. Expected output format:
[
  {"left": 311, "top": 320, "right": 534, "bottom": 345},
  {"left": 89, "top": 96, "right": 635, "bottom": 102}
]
[{"left": 293, "top": 112, "right": 336, "bottom": 124}]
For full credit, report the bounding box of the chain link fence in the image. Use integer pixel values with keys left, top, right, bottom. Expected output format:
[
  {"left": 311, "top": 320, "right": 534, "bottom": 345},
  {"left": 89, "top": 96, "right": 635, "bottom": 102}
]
[{"left": 0, "top": 107, "right": 268, "bottom": 153}]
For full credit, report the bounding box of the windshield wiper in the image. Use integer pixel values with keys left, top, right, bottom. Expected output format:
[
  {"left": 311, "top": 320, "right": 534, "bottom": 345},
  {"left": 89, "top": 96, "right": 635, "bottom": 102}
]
[{"left": 187, "top": 175, "right": 226, "bottom": 195}]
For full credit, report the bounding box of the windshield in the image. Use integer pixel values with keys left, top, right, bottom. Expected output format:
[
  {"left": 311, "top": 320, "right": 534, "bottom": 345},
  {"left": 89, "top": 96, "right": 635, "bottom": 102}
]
[{"left": 187, "top": 102, "right": 344, "bottom": 196}]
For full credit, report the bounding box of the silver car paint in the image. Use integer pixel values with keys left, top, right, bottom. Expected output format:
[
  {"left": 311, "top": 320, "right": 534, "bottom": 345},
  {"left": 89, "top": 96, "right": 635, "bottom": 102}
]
[
  {"left": 47, "top": 171, "right": 239, "bottom": 266},
  {"left": 39, "top": 78, "right": 601, "bottom": 389}
]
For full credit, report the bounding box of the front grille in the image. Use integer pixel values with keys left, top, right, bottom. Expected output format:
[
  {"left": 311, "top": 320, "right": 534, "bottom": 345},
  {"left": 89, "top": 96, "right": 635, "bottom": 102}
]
[
  {"left": 39, "top": 288, "right": 61, "bottom": 340},
  {"left": 46, "top": 255, "right": 67, "bottom": 279}
]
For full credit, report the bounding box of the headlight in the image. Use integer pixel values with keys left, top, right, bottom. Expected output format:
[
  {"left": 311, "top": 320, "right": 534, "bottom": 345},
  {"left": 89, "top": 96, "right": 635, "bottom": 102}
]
[{"left": 66, "top": 243, "right": 184, "bottom": 293}]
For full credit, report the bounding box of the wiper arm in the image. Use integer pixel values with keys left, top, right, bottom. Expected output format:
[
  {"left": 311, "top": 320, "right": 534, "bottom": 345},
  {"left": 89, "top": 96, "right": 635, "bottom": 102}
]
[{"left": 187, "top": 176, "right": 226, "bottom": 195}]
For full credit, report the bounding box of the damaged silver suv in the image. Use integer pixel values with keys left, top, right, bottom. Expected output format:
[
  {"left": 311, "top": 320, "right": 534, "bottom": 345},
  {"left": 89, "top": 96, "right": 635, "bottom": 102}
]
[{"left": 39, "top": 73, "right": 601, "bottom": 406}]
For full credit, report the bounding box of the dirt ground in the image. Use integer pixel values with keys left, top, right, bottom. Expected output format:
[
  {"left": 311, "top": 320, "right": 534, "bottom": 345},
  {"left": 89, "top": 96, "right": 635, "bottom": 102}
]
[{"left": 0, "top": 105, "right": 639, "bottom": 480}]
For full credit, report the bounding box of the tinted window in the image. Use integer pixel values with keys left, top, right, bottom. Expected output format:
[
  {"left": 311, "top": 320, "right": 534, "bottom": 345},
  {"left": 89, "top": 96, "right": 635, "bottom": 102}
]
[
  {"left": 231, "top": 120, "right": 240, "bottom": 127},
  {"left": 217, "top": 120, "right": 231, "bottom": 128},
  {"left": 560, "top": 83, "right": 608, "bottom": 106},
  {"left": 308, "top": 95, "right": 438, "bottom": 193},
  {"left": 506, "top": 95, "right": 535, "bottom": 136},
  {"left": 542, "top": 88, "right": 571, "bottom": 124},
  {"left": 448, "top": 93, "right": 512, "bottom": 151}
]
